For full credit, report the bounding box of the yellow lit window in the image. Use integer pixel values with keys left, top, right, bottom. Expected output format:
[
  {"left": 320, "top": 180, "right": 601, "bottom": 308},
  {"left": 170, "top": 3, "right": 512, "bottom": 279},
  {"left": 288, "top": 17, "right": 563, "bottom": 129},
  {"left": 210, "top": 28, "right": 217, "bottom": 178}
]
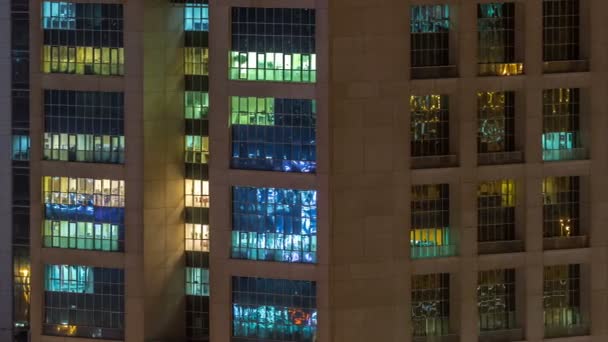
[
  {"left": 185, "top": 47, "right": 209, "bottom": 75},
  {"left": 185, "top": 223, "right": 210, "bottom": 251},
  {"left": 185, "top": 179, "right": 209, "bottom": 208},
  {"left": 42, "top": 45, "right": 124, "bottom": 76}
]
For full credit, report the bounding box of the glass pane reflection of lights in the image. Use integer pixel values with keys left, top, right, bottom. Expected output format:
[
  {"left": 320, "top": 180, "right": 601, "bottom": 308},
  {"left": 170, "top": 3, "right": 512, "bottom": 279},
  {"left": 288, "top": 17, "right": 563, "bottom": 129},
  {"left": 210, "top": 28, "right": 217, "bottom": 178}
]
[{"left": 232, "top": 187, "right": 317, "bottom": 264}]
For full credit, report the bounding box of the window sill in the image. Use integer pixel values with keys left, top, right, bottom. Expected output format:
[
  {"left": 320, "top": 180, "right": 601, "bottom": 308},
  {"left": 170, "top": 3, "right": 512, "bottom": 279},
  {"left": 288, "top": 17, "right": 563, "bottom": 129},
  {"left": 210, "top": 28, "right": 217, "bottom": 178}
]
[
  {"left": 543, "top": 59, "right": 589, "bottom": 74},
  {"left": 543, "top": 235, "right": 588, "bottom": 250},
  {"left": 413, "top": 334, "right": 459, "bottom": 342},
  {"left": 411, "top": 65, "right": 458, "bottom": 79},
  {"left": 479, "top": 328, "right": 523, "bottom": 342},
  {"left": 544, "top": 324, "right": 589, "bottom": 339},
  {"left": 478, "top": 151, "right": 523, "bottom": 166},
  {"left": 411, "top": 154, "right": 458, "bottom": 169},
  {"left": 411, "top": 245, "right": 457, "bottom": 259},
  {"left": 478, "top": 240, "right": 523, "bottom": 255},
  {"left": 542, "top": 148, "right": 588, "bottom": 162}
]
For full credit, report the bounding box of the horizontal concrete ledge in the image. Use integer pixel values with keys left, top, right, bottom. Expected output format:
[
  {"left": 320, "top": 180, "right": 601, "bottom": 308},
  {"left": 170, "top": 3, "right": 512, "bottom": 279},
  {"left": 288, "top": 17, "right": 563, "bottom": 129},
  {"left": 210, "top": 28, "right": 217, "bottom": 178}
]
[{"left": 40, "top": 248, "right": 125, "bottom": 269}]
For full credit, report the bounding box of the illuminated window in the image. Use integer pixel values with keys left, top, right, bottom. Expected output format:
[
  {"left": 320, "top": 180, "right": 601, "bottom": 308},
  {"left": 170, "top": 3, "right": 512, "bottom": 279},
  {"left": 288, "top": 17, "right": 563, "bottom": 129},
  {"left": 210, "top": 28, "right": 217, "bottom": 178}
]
[
  {"left": 43, "top": 176, "right": 125, "bottom": 226},
  {"left": 231, "top": 97, "right": 316, "bottom": 173},
  {"left": 42, "top": 46, "right": 124, "bottom": 76},
  {"left": 232, "top": 277, "right": 317, "bottom": 342},
  {"left": 478, "top": 92, "right": 515, "bottom": 154},
  {"left": 478, "top": 3, "right": 523, "bottom": 76},
  {"left": 13, "top": 248, "right": 30, "bottom": 329},
  {"left": 185, "top": 47, "right": 209, "bottom": 75},
  {"left": 42, "top": 1, "right": 76, "bottom": 29},
  {"left": 411, "top": 95, "right": 449, "bottom": 157},
  {"left": 229, "top": 8, "right": 316, "bottom": 83},
  {"left": 12, "top": 135, "right": 30, "bottom": 161},
  {"left": 185, "top": 179, "right": 209, "bottom": 208},
  {"left": 185, "top": 4, "right": 209, "bottom": 31},
  {"left": 44, "top": 264, "right": 124, "bottom": 339},
  {"left": 411, "top": 5, "right": 450, "bottom": 67},
  {"left": 543, "top": 176, "right": 579, "bottom": 238},
  {"left": 185, "top": 223, "right": 209, "bottom": 252},
  {"left": 232, "top": 187, "right": 317, "bottom": 264},
  {"left": 478, "top": 180, "right": 515, "bottom": 242},
  {"left": 43, "top": 220, "right": 122, "bottom": 251},
  {"left": 412, "top": 273, "right": 450, "bottom": 337},
  {"left": 411, "top": 184, "right": 453, "bottom": 258},
  {"left": 544, "top": 264, "right": 582, "bottom": 337},
  {"left": 186, "top": 267, "right": 209, "bottom": 296},
  {"left": 185, "top": 91, "right": 209, "bottom": 119},
  {"left": 185, "top": 136, "right": 209, "bottom": 164},
  {"left": 543, "top": 0, "right": 580, "bottom": 61},
  {"left": 478, "top": 269, "right": 516, "bottom": 331},
  {"left": 542, "top": 88, "right": 581, "bottom": 161}
]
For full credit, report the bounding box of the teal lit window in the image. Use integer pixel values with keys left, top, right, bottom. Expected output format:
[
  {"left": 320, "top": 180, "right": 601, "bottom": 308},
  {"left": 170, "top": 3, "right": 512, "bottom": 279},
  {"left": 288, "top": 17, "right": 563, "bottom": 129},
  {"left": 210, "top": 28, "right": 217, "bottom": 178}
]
[
  {"left": 12, "top": 135, "right": 30, "bottom": 161},
  {"left": 185, "top": 4, "right": 208, "bottom": 31},
  {"left": 186, "top": 267, "right": 209, "bottom": 296},
  {"left": 412, "top": 273, "right": 450, "bottom": 337},
  {"left": 42, "top": 1, "right": 76, "bottom": 29},
  {"left": 411, "top": 5, "right": 450, "bottom": 67},
  {"left": 229, "top": 8, "right": 316, "bottom": 83},
  {"left": 232, "top": 277, "right": 317, "bottom": 342},
  {"left": 45, "top": 264, "right": 93, "bottom": 293},
  {"left": 185, "top": 135, "right": 209, "bottom": 164},
  {"left": 411, "top": 184, "right": 454, "bottom": 258},
  {"left": 185, "top": 91, "right": 209, "bottom": 119},
  {"left": 542, "top": 88, "right": 581, "bottom": 161}
]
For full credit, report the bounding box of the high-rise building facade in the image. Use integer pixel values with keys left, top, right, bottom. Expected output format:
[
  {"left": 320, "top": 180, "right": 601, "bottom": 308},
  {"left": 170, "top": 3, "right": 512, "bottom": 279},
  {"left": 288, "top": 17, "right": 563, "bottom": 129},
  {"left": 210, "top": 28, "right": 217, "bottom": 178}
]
[{"left": 3, "top": 0, "right": 608, "bottom": 341}]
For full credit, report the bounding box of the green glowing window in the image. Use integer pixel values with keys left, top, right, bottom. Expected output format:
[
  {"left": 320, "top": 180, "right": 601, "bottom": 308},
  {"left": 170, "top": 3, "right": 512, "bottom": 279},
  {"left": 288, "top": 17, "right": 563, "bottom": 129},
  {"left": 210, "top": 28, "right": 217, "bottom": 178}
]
[
  {"left": 186, "top": 267, "right": 209, "bottom": 296},
  {"left": 185, "top": 91, "right": 209, "bottom": 119},
  {"left": 412, "top": 273, "right": 450, "bottom": 337},
  {"left": 229, "top": 8, "right": 316, "bottom": 83},
  {"left": 185, "top": 135, "right": 209, "bottom": 164},
  {"left": 43, "top": 220, "right": 122, "bottom": 251}
]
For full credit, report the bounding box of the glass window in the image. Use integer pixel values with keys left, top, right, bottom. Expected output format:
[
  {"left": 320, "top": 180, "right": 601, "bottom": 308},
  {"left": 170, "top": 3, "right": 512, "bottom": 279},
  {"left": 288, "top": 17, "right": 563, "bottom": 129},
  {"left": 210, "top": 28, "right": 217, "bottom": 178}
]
[
  {"left": 185, "top": 91, "right": 209, "bottom": 119},
  {"left": 232, "top": 187, "right": 317, "bottom": 264},
  {"left": 544, "top": 264, "right": 582, "bottom": 337},
  {"left": 185, "top": 4, "right": 209, "bottom": 31},
  {"left": 12, "top": 135, "right": 30, "bottom": 161},
  {"left": 542, "top": 88, "right": 581, "bottom": 161},
  {"left": 185, "top": 47, "right": 209, "bottom": 75},
  {"left": 232, "top": 277, "right": 317, "bottom": 342},
  {"left": 542, "top": 176, "right": 579, "bottom": 238},
  {"left": 185, "top": 179, "right": 209, "bottom": 208},
  {"left": 42, "top": 1, "right": 76, "bottom": 29},
  {"left": 229, "top": 8, "right": 316, "bottom": 83},
  {"left": 478, "top": 3, "right": 523, "bottom": 76},
  {"left": 412, "top": 273, "right": 450, "bottom": 337},
  {"left": 43, "top": 220, "right": 123, "bottom": 252},
  {"left": 231, "top": 97, "right": 316, "bottom": 173},
  {"left": 478, "top": 269, "right": 516, "bottom": 331},
  {"left": 44, "top": 264, "right": 124, "bottom": 339},
  {"left": 185, "top": 135, "right": 209, "bottom": 164},
  {"left": 478, "top": 180, "right": 516, "bottom": 242},
  {"left": 411, "top": 95, "right": 449, "bottom": 157},
  {"left": 43, "top": 46, "right": 124, "bottom": 76},
  {"left": 543, "top": 0, "right": 580, "bottom": 61},
  {"left": 186, "top": 267, "right": 209, "bottom": 296},
  {"left": 13, "top": 248, "right": 30, "bottom": 329},
  {"left": 478, "top": 91, "right": 515, "bottom": 153},
  {"left": 185, "top": 223, "right": 209, "bottom": 252},
  {"left": 411, "top": 184, "right": 453, "bottom": 258},
  {"left": 411, "top": 5, "right": 450, "bottom": 67}
]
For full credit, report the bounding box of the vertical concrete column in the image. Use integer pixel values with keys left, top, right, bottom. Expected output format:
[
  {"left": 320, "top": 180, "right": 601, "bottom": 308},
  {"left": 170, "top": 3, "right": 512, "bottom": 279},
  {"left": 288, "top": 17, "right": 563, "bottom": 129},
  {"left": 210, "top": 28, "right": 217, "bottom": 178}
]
[
  {"left": 523, "top": 0, "right": 543, "bottom": 76},
  {"left": 0, "top": 0, "right": 12, "bottom": 339},
  {"left": 588, "top": 0, "right": 608, "bottom": 338},
  {"left": 458, "top": 1, "right": 477, "bottom": 78}
]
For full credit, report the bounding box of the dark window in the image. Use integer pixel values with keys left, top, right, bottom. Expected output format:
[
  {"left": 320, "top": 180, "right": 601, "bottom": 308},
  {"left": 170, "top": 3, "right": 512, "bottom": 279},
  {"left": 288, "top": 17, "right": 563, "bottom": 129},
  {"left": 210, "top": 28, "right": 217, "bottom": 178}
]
[{"left": 543, "top": 0, "right": 580, "bottom": 61}]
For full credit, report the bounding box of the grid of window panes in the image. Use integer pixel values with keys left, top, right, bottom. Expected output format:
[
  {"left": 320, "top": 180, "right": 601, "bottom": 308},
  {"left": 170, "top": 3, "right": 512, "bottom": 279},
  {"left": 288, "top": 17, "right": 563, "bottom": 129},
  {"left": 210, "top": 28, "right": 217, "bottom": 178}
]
[
  {"left": 478, "top": 91, "right": 515, "bottom": 153},
  {"left": 411, "top": 5, "right": 450, "bottom": 67},
  {"left": 44, "top": 264, "right": 124, "bottom": 340},
  {"left": 542, "top": 176, "right": 580, "bottom": 238},
  {"left": 478, "top": 269, "right": 516, "bottom": 331},
  {"left": 229, "top": 8, "right": 316, "bottom": 83},
  {"left": 185, "top": 135, "right": 209, "bottom": 164},
  {"left": 185, "top": 91, "right": 209, "bottom": 119},
  {"left": 42, "top": 2, "right": 124, "bottom": 75},
  {"left": 411, "top": 95, "right": 449, "bottom": 157},
  {"left": 12, "top": 135, "right": 30, "bottom": 160},
  {"left": 412, "top": 273, "right": 450, "bottom": 337},
  {"left": 44, "top": 90, "right": 124, "bottom": 164},
  {"left": 542, "top": 88, "right": 580, "bottom": 161},
  {"left": 232, "top": 187, "right": 317, "bottom": 264},
  {"left": 186, "top": 267, "right": 209, "bottom": 296},
  {"left": 478, "top": 180, "right": 516, "bottom": 242},
  {"left": 13, "top": 247, "right": 30, "bottom": 330},
  {"left": 232, "top": 277, "right": 317, "bottom": 342},
  {"left": 231, "top": 97, "right": 316, "bottom": 173},
  {"left": 185, "top": 179, "right": 210, "bottom": 208},
  {"left": 543, "top": 0, "right": 580, "bottom": 61},
  {"left": 185, "top": 223, "right": 209, "bottom": 252},
  {"left": 411, "top": 184, "right": 452, "bottom": 258},
  {"left": 543, "top": 264, "right": 582, "bottom": 335},
  {"left": 185, "top": 47, "right": 209, "bottom": 75},
  {"left": 42, "top": 176, "right": 125, "bottom": 251},
  {"left": 185, "top": 3, "right": 209, "bottom": 31},
  {"left": 478, "top": 3, "right": 515, "bottom": 64}
]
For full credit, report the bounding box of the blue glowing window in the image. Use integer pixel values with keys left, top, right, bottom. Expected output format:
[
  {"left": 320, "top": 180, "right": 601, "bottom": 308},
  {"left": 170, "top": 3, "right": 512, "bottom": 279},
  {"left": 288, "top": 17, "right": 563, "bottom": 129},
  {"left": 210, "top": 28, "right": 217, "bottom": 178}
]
[
  {"left": 186, "top": 267, "right": 209, "bottom": 296},
  {"left": 12, "top": 135, "right": 30, "bottom": 161},
  {"left": 42, "top": 1, "right": 76, "bottom": 29},
  {"left": 232, "top": 277, "right": 317, "bottom": 342},
  {"left": 411, "top": 5, "right": 450, "bottom": 33},
  {"left": 185, "top": 4, "right": 209, "bottom": 31},
  {"left": 230, "top": 97, "right": 316, "bottom": 173},
  {"left": 45, "top": 264, "right": 94, "bottom": 293},
  {"left": 232, "top": 187, "right": 317, "bottom": 264}
]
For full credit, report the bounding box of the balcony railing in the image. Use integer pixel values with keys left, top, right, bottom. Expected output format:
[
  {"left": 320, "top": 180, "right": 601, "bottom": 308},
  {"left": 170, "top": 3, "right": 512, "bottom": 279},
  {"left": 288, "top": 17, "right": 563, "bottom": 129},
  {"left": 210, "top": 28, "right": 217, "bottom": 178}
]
[
  {"left": 544, "top": 324, "right": 589, "bottom": 339},
  {"left": 479, "top": 328, "right": 524, "bottom": 342},
  {"left": 543, "top": 60, "right": 589, "bottom": 74},
  {"left": 543, "top": 235, "right": 588, "bottom": 250},
  {"left": 542, "top": 148, "right": 587, "bottom": 162},
  {"left": 411, "top": 65, "right": 458, "bottom": 79},
  {"left": 413, "top": 334, "right": 459, "bottom": 342},
  {"left": 412, "top": 154, "right": 458, "bottom": 169},
  {"left": 478, "top": 63, "right": 524, "bottom": 77},
  {"left": 411, "top": 245, "right": 457, "bottom": 259},
  {"left": 478, "top": 240, "right": 523, "bottom": 255},
  {"left": 478, "top": 151, "right": 523, "bottom": 166}
]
